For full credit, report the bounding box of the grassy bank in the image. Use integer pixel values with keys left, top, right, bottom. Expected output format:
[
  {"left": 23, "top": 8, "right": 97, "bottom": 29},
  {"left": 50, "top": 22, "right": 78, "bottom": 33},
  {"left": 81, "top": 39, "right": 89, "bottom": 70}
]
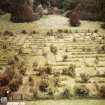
[{"left": 26, "top": 99, "right": 105, "bottom": 105}]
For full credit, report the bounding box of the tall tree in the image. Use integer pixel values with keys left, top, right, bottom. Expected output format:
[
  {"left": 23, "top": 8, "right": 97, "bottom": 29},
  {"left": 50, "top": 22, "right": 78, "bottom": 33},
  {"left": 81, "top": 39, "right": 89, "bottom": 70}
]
[{"left": 0, "top": 0, "right": 34, "bottom": 23}]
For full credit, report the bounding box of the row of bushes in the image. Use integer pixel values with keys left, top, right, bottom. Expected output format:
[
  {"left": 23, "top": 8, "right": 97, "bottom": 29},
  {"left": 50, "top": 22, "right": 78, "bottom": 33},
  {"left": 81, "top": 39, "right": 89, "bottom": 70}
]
[
  {"left": 0, "top": 54, "right": 27, "bottom": 97},
  {"left": 31, "top": 62, "right": 105, "bottom": 99},
  {"left": 30, "top": 84, "right": 105, "bottom": 99}
]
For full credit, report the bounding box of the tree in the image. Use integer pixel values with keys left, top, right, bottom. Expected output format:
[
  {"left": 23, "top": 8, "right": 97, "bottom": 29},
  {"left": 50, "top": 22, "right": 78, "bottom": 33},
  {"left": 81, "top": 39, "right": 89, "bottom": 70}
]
[
  {"left": 33, "top": 0, "right": 63, "bottom": 11},
  {"left": 69, "top": 11, "right": 81, "bottom": 27},
  {"left": 62, "top": 0, "right": 79, "bottom": 10},
  {"left": 0, "top": 0, "right": 34, "bottom": 23}
]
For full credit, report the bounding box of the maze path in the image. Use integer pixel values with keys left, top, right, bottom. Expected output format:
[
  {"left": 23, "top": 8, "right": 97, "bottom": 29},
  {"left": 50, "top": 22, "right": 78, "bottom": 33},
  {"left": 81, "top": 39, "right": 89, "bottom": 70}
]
[
  {"left": 0, "top": 30, "right": 105, "bottom": 79},
  {"left": 0, "top": 30, "right": 104, "bottom": 97}
]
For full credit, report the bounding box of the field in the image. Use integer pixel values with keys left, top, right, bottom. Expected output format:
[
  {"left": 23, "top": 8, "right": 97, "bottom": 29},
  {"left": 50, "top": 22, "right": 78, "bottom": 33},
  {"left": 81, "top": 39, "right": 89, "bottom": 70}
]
[{"left": 0, "top": 14, "right": 105, "bottom": 103}]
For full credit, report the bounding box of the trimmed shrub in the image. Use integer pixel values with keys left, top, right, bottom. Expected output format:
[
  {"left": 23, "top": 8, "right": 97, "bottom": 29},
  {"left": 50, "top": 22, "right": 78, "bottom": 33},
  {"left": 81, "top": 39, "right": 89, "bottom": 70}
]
[
  {"left": 9, "top": 79, "right": 20, "bottom": 92},
  {"left": 75, "top": 85, "right": 89, "bottom": 97},
  {"left": 80, "top": 73, "right": 90, "bottom": 83},
  {"left": 61, "top": 88, "right": 71, "bottom": 99},
  {"left": 69, "top": 12, "right": 81, "bottom": 27},
  {"left": 39, "top": 80, "right": 49, "bottom": 92},
  {"left": 99, "top": 86, "right": 105, "bottom": 97},
  {"left": 62, "top": 64, "right": 76, "bottom": 77},
  {"left": 50, "top": 45, "right": 57, "bottom": 55}
]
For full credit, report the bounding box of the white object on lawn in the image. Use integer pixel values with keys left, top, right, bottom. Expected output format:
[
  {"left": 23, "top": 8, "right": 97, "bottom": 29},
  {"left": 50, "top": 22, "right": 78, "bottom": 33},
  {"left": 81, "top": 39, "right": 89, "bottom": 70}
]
[{"left": 1, "top": 97, "right": 7, "bottom": 104}]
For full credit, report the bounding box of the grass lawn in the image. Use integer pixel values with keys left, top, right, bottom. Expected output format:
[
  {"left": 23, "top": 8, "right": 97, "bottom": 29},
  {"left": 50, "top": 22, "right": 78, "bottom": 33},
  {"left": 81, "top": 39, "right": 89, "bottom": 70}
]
[
  {"left": 0, "top": 14, "right": 104, "bottom": 33},
  {"left": 26, "top": 99, "right": 105, "bottom": 105}
]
